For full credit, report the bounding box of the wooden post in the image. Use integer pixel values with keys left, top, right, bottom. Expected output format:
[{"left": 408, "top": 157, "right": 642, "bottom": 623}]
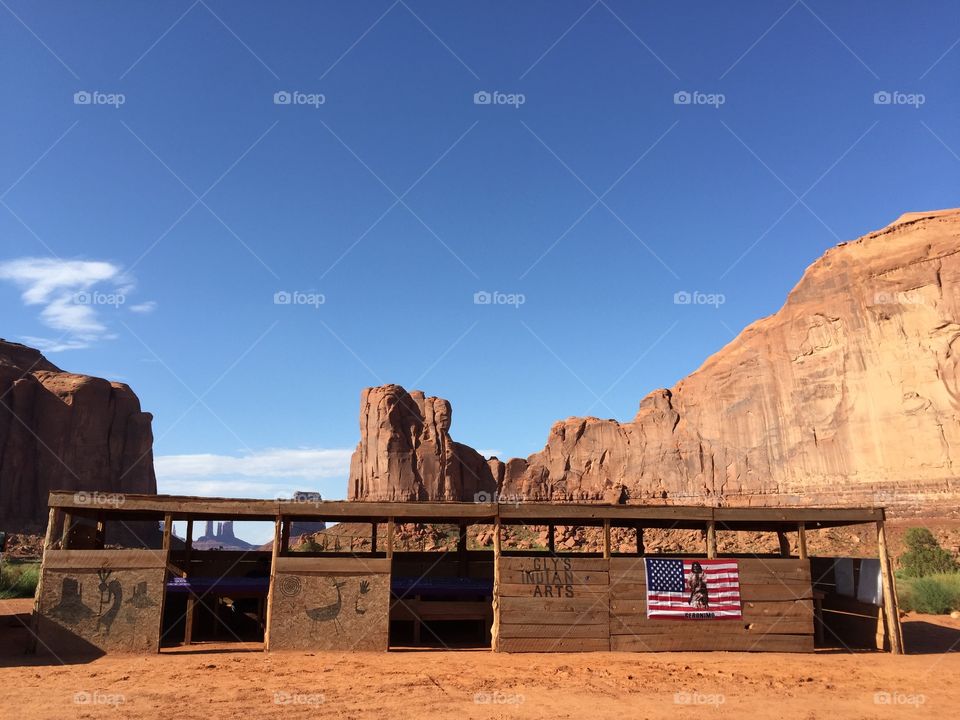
[
  {"left": 547, "top": 524, "right": 555, "bottom": 554},
  {"left": 371, "top": 522, "right": 378, "bottom": 553},
  {"left": 280, "top": 518, "right": 290, "bottom": 554},
  {"left": 155, "top": 514, "right": 173, "bottom": 653},
  {"left": 797, "top": 522, "right": 808, "bottom": 560},
  {"left": 60, "top": 512, "right": 72, "bottom": 549},
  {"left": 492, "top": 516, "right": 501, "bottom": 652},
  {"left": 386, "top": 517, "right": 394, "bottom": 558},
  {"left": 458, "top": 522, "right": 468, "bottom": 576},
  {"left": 602, "top": 520, "right": 611, "bottom": 559},
  {"left": 706, "top": 520, "right": 717, "bottom": 559},
  {"left": 264, "top": 517, "right": 282, "bottom": 651},
  {"left": 777, "top": 531, "right": 791, "bottom": 557},
  {"left": 29, "top": 508, "right": 59, "bottom": 653},
  {"left": 636, "top": 525, "right": 645, "bottom": 556},
  {"left": 877, "top": 513, "right": 903, "bottom": 654}
]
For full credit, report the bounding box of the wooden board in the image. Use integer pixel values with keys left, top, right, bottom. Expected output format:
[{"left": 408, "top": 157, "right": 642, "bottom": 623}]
[
  {"left": 42, "top": 549, "right": 167, "bottom": 570},
  {"left": 498, "top": 557, "right": 609, "bottom": 572},
  {"left": 610, "top": 634, "right": 814, "bottom": 653},
  {"left": 273, "top": 556, "right": 390, "bottom": 574},
  {"left": 498, "top": 623, "right": 610, "bottom": 639},
  {"left": 609, "top": 617, "right": 813, "bottom": 635},
  {"left": 267, "top": 571, "right": 390, "bottom": 651},
  {"left": 36, "top": 567, "right": 165, "bottom": 654},
  {"left": 498, "top": 569, "right": 609, "bottom": 586},
  {"left": 498, "top": 637, "right": 610, "bottom": 652},
  {"left": 499, "top": 582, "right": 609, "bottom": 598}
]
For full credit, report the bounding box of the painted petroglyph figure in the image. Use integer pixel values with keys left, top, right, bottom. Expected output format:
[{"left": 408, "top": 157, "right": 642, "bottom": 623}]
[
  {"left": 50, "top": 577, "right": 94, "bottom": 624},
  {"left": 126, "top": 581, "right": 156, "bottom": 609},
  {"left": 355, "top": 579, "right": 370, "bottom": 615},
  {"left": 306, "top": 578, "right": 346, "bottom": 633},
  {"left": 279, "top": 575, "right": 303, "bottom": 597},
  {"left": 96, "top": 568, "right": 123, "bottom": 634}
]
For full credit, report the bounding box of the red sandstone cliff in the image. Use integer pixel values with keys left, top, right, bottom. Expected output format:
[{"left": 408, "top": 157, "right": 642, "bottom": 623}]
[
  {"left": 0, "top": 339, "right": 157, "bottom": 532},
  {"left": 349, "top": 209, "right": 960, "bottom": 514}
]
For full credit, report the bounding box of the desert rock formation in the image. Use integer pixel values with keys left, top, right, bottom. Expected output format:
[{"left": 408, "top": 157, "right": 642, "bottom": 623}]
[
  {"left": 348, "top": 385, "right": 495, "bottom": 501},
  {"left": 0, "top": 340, "right": 157, "bottom": 532},
  {"left": 349, "top": 210, "right": 960, "bottom": 514}
]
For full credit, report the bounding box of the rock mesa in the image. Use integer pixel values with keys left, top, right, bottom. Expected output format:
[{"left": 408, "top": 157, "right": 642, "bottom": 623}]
[{"left": 349, "top": 210, "right": 960, "bottom": 514}]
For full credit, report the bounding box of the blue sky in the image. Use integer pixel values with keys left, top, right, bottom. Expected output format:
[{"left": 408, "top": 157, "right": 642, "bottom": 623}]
[{"left": 2, "top": 1, "right": 959, "bottom": 533}]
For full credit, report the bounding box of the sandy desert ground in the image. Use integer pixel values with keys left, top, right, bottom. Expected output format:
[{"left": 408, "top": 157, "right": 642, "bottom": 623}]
[{"left": 1, "top": 598, "right": 958, "bottom": 720}]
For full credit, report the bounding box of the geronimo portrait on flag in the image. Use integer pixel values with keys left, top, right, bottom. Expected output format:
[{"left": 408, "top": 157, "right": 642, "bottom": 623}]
[{"left": 644, "top": 558, "right": 742, "bottom": 619}]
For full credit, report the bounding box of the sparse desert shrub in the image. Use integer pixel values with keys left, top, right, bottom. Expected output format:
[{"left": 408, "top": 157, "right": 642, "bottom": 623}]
[
  {"left": 0, "top": 560, "right": 40, "bottom": 599},
  {"left": 899, "top": 527, "right": 958, "bottom": 578},
  {"left": 898, "top": 574, "right": 960, "bottom": 615}
]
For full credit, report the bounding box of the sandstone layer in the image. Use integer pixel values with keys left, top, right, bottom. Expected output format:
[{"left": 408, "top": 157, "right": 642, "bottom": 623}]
[
  {"left": 349, "top": 209, "right": 960, "bottom": 514},
  {"left": 0, "top": 340, "right": 157, "bottom": 532}
]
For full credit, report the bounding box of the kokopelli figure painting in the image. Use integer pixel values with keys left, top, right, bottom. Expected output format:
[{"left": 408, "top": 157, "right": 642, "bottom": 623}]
[{"left": 96, "top": 568, "right": 123, "bottom": 634}]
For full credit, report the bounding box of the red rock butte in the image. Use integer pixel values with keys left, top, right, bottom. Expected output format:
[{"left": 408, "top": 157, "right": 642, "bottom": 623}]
[
  {"left": 0, "top": 340, "right": 156, "bottom": 532},
  {"left": 348, "top": 209, "right": 960, "bottom": 515}
]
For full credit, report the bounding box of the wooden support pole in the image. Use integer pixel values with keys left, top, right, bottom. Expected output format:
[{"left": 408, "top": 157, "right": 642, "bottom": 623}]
[
  {"left": 156, "top": 514, "right": 173, "bottom": 653},
  {"left": 777, "top": 531, "right": 791, "bottom": 557},
  {"left": 636, "top": 526, "right": 645, "bottom": 556},
  {"left": 547, "top": 524, "right": 556, "bottom": 554},
  {"left": 280, "top": 517, "right": 290, "bottom": 554},
  {"left": 60, "top": 512, "right": 72, "bottom": 549},
  {"left": 264, "top": 517, "right": 282, "bottom": 651},
  {"left": 371, "top": 522, "right": 377, "bottom": 553},
  {"left": 877, "top": 513, "right": 903, "bottom": 654},
  {"left": 30, "top": 508, "right": 59, "bottom": 653},
  {"left": 386, "top": 517, "right": 394, "bottom": 558},
  {"left": 492, "top": 516, "right": 501, "bottom": 652},
  {"left": 458, "top": 522, "right": 468, "bottom": 577},
  {"left": 797, "top": 522, "right": 808, "bottom": 560},
  {"left": 706, "top": 520, "right": 717, "bottom": 559},
  {"left": 602, "top": 520, "right": 611, "bottom": 559}
]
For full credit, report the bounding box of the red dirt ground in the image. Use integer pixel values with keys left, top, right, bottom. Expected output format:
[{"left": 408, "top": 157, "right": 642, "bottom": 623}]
[{"left": 1, "top": 598, "right": 958, "bottom": 719}]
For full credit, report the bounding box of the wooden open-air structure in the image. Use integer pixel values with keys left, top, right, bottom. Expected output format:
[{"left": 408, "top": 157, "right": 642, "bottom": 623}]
[{"left": 31, "top": 492, "right": 904, "bottom": 655}]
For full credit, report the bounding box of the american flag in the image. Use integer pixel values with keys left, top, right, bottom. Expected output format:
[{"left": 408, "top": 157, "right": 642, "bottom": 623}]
[{"left": 644, "top": 558, "right": 742, "bottom": 619}]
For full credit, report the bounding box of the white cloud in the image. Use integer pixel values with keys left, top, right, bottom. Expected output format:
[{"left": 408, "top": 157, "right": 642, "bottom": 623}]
[
  {"left": 154, "top": 447, "right": 354, "bottom": 500},
  {"left": 130, "top": 301, "right": 157, "bottom": 314},
  {"left": 476, "top": 448, "right": 503, "bottom": 459},
  {"left": 0, "top": 257, "right": 155, "bottom": 351}
]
